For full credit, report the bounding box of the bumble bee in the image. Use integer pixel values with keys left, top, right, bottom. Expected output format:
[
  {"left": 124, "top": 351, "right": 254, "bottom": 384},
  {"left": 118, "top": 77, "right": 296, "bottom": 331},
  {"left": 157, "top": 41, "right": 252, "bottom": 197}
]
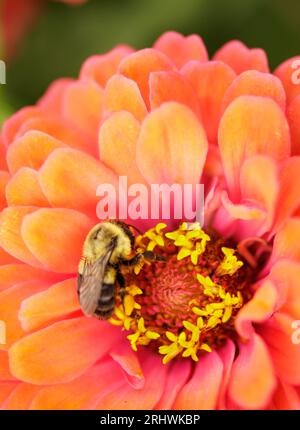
[{"left": 77, "top": 220, "right": 162, "bottom": 320}]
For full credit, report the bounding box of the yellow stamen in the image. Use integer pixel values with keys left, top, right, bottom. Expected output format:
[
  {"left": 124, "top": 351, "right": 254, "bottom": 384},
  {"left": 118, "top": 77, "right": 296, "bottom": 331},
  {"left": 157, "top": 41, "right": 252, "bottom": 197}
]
[
  {"left": 106, "top": 222, "right": 251, "bottom": 366},
  {"left": 216, "top": 247, "right": 244, "bottom": 276}
]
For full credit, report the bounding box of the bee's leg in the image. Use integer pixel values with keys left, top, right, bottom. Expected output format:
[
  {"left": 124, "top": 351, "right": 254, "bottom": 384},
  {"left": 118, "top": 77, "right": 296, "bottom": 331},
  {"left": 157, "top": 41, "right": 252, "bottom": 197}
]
[
  {"left": 116, "top": 271, "right": 126, "bottom": 303},
  {"left": 122, "top": 252, "right": 165, "bottom": 267},
  {"left": 141, "top": 250, "right": 165, "bottom": 262},
  {"left": 121, "top": 254, "right": 143, "bottom": 266}
]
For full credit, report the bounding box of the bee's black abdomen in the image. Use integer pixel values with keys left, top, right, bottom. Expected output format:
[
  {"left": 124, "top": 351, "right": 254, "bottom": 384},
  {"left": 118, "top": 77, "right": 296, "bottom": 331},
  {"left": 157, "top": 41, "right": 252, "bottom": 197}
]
[
  {"left": 95, "top": 282, "right": 115, "bottom": 318},
  {"left": 95, "top": 309, "right": 114, "bottom": 319},
  {"left": 100, "top": 283, "right": 115, "bottom": 303}
]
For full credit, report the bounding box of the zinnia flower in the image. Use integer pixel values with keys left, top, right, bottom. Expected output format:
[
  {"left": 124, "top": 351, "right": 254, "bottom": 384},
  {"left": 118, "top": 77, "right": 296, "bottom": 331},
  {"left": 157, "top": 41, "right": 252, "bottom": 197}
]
[{"left": 0, "top": 31, "right": 300, "bottom": 410}]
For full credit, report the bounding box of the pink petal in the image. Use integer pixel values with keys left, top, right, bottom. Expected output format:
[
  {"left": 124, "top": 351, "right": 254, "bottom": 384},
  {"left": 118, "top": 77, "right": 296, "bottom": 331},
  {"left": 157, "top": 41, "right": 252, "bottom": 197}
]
[
  {"left": 259, "top": 312, "right": 300, "bottom": 385},
  {"left": 154, "top": 31, "right": 208, "bottom": 68},
  {"left": 150, "top": 70, "right": 201, "bottom": 119},
  {"left": 222, "top": 70, "right": 286, "bottom": 112},
  {"left": 287, "top": 95, "right": 300, "bottom": 155},
  {"left": 217, "top": 340, "right": 236, "bottom": 409},
  {"left": 228, "top": 334, "right": 276, "bottom": 409},
  {"left": 95, "top": 352, "right": 168, "bottom": 410},
  {"left": 274, "top": 56, "right": 300, "bottom": 104},
  {"left": 271, "top": 157, "right": 300, "bottom": 235},
  {"left": 62, "top": 79, "right": 104, "bottom": 140},
  {"left": 155, "top": 360, "right": 191, "bottom": 410},
  {"left": 213, "top": 40, "right": 269, "bottom": 74},
  {"left": 110, "top": 342, "right": 144, "bottom": 389},
  {"left": 173, "top": 350, "right": 223, "bottom": 409},
  {"left": 235, "top": 280, "right": 279, "bottom": 339},
  {"left": 269, "top": 217, "right": 300, "bottom": 265},
  {"left": 80, "top": 46, "right": 134, "bottom": 87},
  {"left": 137, "top": 102, "right": 208, "bottom": 185},
  {"left": 182, "top": 60, "right": 236, "bottom": 143},
  {"left": 99, "top": 111, "right": 145, "bottom": 185},
  {"left": 38, "top": 78, "right": 74, "bottom": 115},
  {"left": 104, "top": 74, "right": 147, "bottom": 121},
  {"left": 218, "top": 96, "right": 290, "bottom": 199},
  {"left": 39, "top": 147, "right": 118, "bottom": 214},
  {"left": 119, "top": 48, "right": 173, "bottom": 108}
]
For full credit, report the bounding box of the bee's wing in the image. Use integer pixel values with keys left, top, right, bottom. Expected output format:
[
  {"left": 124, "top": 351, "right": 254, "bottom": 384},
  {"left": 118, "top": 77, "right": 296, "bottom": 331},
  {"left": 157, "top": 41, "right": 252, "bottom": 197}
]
[{"left": 78, "top": 251, "right": 112, "bottom": 317}]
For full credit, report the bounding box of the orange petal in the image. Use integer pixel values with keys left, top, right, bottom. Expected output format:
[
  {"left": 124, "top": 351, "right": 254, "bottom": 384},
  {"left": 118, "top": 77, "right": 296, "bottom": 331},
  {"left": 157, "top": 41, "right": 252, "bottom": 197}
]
[
  {"left": 274, "top": 56, "right": 300, "bottom": 104},
  {"left": 21, "top": 208, "right": 94, "bottom": 273},
  {"left": 0, "top": 382, "right": 18, "bottom": 407},
  {"left": 0, "top": 350, "right": 16, "bottom": 381},
  {"left": 173, "top": 350, "right": 223, "bottom": 410},
  {"left": 260, "top": 312, "right": 300, "bottom": 385},
  {"left": 6, "top": 167, "right": 48, "bottom": 207},
  {"left": 62, "top": 79, "right": 103, "bottom": 140},
  {"left": 240, "top": 155, "right": 279, "bottom": 232},
  {"left": 219, "top": 96, "right": 290, "bottom": 198},
  {"left": 2, "top": 383, "right": 41, "bottom": 410},
  {"left": 99, "top": 111, "right": 145, "bottom": 185},
  {"left": 0, "top": 264, "right": 59, "bottom": 292},
  {"left": 39, "top": 148, "right": 117, "bottom": 213},
  {"left": 149, "top": 70, "right": 201, "bottom": 119},
  {"left": 6, "top": 130, "right": 66, "bottom": 174},
  {"left": 137, "top": 102, "right": 208, "bottom": 184},
  {"left": 287, "top": 94, "right": 300, "bottom": 155},
  {"left": 155, "top": 360, "right": 191, "bottom": 410},
  {"left": 19, "top": 277, "right": 80, "bottom": 332},
  {"left": 1, "top": 106, "right": 40, "bottom": 147},
  {"left": 182, "top": 61, "right": 236, "bottom": 143},
  {"left": 119, "top": 48, "right": 173, "bottom": 108},
  {"left": 213, "top": 40, "right": 269, "bottom": 74},
  {"left": 222, "top": 70, "right": 286, "bottom": 112},
  {"left": 9, "top": 317, "right": 121, "bottom": 384},
  {"left": 271, "top": 157, "right": 300, "bottom": 235},
  {"left": 95, "top": 353, "right": 167, "bottom": 410},
  {"left": 0, "top": 206, "right": 42, "bottom": 267},
  {"left": 16, "top": 116, "right": 91, "bottom": 155},
  {"left": 30, "top": 361, "right": 124, "bottom": 410},
  {"left": 154, "top": 31, "right": 208, "bottom": 68},
  {"left": 269, "top": 260, "right": 300, "bottom": 320},
  {"left": 38, "top": 78, "right": 74, "bottom": 114},
  {"left": 228, "top": 334, "right": 276, "bottom": 409},
  {"left": 104, "top": 74, "right": 147, "bottom": 121},
  {"left": 80, "top": 45, "right": 134, "bottom": 87},
  {"left": 0, "top": 171, "right": 9, "bottom": 210},
  {"left": 0, "top": 281, "right": 49, "bottom": 350},
  {"left": 110, "top": 342, "right": 144, "bottom": 389},
  {"left": 235, "top": 280, "right": 279, "bottom": 339},
  {"left": 270, "top": 217, "right": 300, "bottom": 264}
]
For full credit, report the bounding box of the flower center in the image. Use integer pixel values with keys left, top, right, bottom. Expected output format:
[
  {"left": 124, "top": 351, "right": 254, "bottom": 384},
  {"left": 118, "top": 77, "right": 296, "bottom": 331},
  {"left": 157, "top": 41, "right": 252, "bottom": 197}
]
[{"left": 109, "top": 223, "right": 255, "bottom": 364}]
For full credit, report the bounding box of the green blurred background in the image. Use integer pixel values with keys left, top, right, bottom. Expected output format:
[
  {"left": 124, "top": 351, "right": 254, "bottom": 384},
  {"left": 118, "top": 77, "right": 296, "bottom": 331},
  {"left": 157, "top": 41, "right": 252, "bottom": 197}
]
[{"left": 0, "top": 0, "right": 300, "bottom": 123}]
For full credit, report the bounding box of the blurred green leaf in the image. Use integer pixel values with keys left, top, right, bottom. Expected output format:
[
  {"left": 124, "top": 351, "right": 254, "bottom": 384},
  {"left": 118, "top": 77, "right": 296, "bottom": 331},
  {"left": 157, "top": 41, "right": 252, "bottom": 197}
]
[
  {"left": 5, "top": 0, "right": 300, "bottom": 110},
  {"left": 0, "top": 87, "right": 13, "bottom": 126}
]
